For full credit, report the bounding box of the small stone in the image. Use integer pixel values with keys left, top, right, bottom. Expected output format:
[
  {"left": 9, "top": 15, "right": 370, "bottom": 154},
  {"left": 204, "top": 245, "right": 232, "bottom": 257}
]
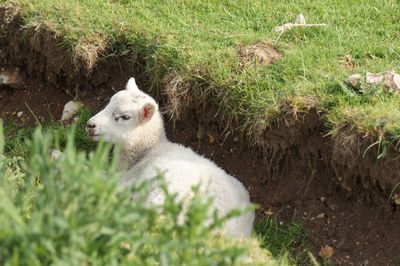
[
  {"left": 346, "top": 74, "right": 362, "bottom": 88},
  {"left": 17, "top": 111, "right": 23, "bottom": 118},
  {"left": 316, "top": 213, "right": 325, "bottom": 219},
  {"left": 0, "top": 67, "right": 24, "bottom": 89},
  {"left": 61, "top": 100, "right": 83, "bottom": 122},
  {"left": 196, "top": 125, "right": 205, "bottom": 140},
  {"left": 366, "top": 72, "right": 386, "bottom": 85},
  {"left": 318, "top": 245, "right": 334, "bottom": 259},
  {"left": 384, "top": 71, "right": 400, "bottom": 93},
  {"left": 207, "top": 133, "right": 215, "bottom": 144},
  {"left": 393, "top": 194, "right": 400, "bottom": 205},
  {"left": 320, "top": 196, "right": 326, "bottom": 203},
  {"left": 233, "top": 136, "right": 239, "bottom": 142}
]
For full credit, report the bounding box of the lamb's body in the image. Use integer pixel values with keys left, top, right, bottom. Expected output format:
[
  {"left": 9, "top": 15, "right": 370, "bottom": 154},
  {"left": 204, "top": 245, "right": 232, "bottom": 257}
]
[
  {"left": 122, "top": 141, "right": 254, "bottom": 237},
  {"left": 86, "top": 77, "right": 254, "bottom": 237}
]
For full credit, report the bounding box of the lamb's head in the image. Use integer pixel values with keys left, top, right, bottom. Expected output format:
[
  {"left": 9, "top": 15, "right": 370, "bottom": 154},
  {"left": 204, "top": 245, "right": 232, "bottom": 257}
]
[{"left": 86, "top": 78, "right": 160, "bottom": 144}]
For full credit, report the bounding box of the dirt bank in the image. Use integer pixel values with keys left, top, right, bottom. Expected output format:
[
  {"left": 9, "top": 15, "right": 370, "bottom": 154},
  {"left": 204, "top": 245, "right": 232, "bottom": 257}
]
[{"left": 1, "top": 6, "right": 400, "bottom": 265}]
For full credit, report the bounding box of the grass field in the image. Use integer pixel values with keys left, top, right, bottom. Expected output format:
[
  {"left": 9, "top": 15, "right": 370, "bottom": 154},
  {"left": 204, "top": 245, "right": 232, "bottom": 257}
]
[{"left": 3, "top": 0, "right": 400, "bottom": 146}]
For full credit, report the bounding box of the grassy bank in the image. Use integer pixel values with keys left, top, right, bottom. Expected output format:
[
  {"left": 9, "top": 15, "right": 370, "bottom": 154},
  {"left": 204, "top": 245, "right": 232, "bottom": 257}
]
[{"left": 1, "top": 0, "right": 400, "bottom": 147}]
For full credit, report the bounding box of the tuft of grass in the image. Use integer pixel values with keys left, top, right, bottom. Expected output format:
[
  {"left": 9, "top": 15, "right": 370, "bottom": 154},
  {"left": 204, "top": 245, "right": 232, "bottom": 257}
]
[
  {"left": 255, "top": 218, "right": 308, "bottom": 264},
  {"left": 2, "top": 0, "right": 400, "bottom": 148}
]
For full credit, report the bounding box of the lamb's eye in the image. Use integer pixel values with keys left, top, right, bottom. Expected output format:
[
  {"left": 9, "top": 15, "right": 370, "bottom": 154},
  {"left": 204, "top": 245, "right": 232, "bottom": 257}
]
[{"left": 116, "top": 114, "right": 131, "bottom": 121}]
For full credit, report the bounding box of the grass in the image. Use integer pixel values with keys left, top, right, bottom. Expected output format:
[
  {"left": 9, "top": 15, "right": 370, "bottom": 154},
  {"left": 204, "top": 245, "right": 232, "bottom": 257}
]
[
  {"left": 1, "top": 0, "right": 400, "bottom": 147},
  {"left": 2, "top": 108, "right": 95, "bottom": 158},
  {"left": 255, "top": 218, "right": 308, "bottom": 264},
  {"left": 0, "top": 123, "right": 285, "bottom": 265}
]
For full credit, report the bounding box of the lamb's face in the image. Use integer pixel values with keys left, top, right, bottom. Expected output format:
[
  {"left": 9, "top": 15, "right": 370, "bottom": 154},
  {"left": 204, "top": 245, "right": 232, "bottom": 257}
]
[{"left": 86, "top": 78, "right": 157, "bottom": 143}]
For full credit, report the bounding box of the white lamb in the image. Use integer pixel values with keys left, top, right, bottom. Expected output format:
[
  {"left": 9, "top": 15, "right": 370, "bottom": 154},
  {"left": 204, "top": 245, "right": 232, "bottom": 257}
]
[{"left": 85, "top": 78, "right": 255, "bottom": 237}]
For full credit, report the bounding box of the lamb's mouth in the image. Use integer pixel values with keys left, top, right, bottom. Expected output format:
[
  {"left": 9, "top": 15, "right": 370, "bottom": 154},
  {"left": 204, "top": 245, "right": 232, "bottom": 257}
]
[{"left": 88, "top": 133, "right": 101, "bottom": 140}]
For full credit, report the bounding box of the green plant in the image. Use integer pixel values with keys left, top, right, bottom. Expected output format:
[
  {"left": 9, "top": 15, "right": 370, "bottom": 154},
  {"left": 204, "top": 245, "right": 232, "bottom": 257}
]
[
  {"left": 255, "top": 218, "right": 307, "bottom": 263},
  {"left": 0, "top": 125, "right": 279, "bottom": 265}
]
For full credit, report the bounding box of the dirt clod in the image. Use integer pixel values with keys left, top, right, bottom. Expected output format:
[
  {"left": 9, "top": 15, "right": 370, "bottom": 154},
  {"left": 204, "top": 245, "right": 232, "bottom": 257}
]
[
  {"left": 319, "top": 245, "right": 334, "bottom": 259},
  {"left": 207, "top": 133, "right": 215, "bottom": 144},
  {"left": 0, "top": 66, "right": 24, "bottom": 89},
  {"left": 238, "top": 41, "right": 281, "bottom": 66}
]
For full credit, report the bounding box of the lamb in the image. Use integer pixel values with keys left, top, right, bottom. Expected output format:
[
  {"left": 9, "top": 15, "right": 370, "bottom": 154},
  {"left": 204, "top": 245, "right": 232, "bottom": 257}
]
[{"left": 85, "top": 78, "right": 255, "bottom": 237}]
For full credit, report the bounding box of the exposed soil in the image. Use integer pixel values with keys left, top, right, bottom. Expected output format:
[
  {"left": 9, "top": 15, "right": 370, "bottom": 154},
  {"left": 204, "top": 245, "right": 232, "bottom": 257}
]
[
  {"left": 238, "top": 41, "right": 281, "bottom": 66},
  {"left": 1, "top": 6, "right": 400, "bottom": 265}
]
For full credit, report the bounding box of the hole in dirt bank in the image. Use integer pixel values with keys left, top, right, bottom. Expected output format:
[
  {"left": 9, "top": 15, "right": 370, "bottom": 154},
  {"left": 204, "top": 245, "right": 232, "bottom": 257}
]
[{"left": 237, "top": 41, "right": 281, "bottom": 66}]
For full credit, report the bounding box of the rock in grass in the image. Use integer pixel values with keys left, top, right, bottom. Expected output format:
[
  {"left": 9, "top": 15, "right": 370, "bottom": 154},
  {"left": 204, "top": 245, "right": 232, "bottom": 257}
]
[
  {"left": 346, "top": 74, "right": 362, "bottom": 88},
  {"left": 366, "top": 72, "right": 386, "bottom": 85},
  {"left": 366, "top": 71, "right": 400, "bottom": 93},
  {"left": 384, "top": 71, "right": 400, "bottom": 93},
  {"left": 61, "top": 100, "right": 83, "bottom": 122},
  {"left": 0, "top": 67, "right": 24, "bottom": 89},
  {"left": 348, "top": 71, "right": 400, "bottom": 94}
]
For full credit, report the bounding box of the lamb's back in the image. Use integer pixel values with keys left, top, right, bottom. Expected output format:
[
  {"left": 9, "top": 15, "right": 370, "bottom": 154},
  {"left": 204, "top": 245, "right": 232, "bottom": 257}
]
[{"left": 123, "top": 142, "right": 254, "bottom": 237}]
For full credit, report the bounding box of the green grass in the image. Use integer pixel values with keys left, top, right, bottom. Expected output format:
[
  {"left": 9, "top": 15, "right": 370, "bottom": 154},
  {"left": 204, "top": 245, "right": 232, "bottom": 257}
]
[
  {"left": 0, "top": 124, "right": 284, "bottom": 265},
  {"left": 3, "top": 108, "right": 95, "bottom": 158},
  {"left": 2, "top": 0, "right": 400, "bottom": 146},
  {"left": 255, "top": 218, "right": 308, "bottom": 264}
]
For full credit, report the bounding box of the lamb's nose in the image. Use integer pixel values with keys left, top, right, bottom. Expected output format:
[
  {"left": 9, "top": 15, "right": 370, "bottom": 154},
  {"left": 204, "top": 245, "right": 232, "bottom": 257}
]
[{"left": 86, "top": 121, "right": 96, "bottom": 129}]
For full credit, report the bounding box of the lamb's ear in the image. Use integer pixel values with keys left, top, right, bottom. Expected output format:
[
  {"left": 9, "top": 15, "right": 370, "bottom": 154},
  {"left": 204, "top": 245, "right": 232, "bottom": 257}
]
[
  {"left": 126, "top": 77, "right": 139, "bottom": 93},
  {"left": 139, "top": 102, "right": 156, "bottom": 124}
]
